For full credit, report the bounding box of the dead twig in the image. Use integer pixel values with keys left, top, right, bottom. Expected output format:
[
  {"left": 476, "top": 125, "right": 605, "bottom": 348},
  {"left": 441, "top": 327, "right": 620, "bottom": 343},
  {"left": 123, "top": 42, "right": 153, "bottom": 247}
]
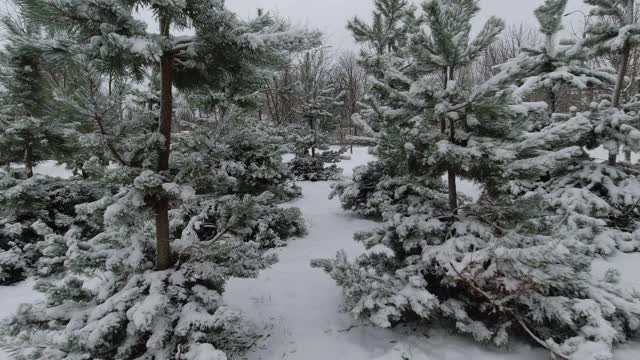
[{"left": 337, "top": 324, "right": 360, "bottom": 332}]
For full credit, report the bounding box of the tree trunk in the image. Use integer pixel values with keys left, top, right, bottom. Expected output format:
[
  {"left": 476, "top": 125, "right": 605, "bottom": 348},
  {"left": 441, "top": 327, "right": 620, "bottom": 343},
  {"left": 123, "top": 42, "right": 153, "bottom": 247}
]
[
  {"left": 440, "top": 68, "right": 447, "bottom": 134},
  {"left": 446, "top": 66, "right": 458, "bottom": 214},
  {"left": 155, "top": 17, "right": 173, "bottom": 271},
  {"left": 448, "top": 168, "right": 458, "bottom": 214},
  {"left": 548, "top": 89, "right": 556, "bottom": 114},
  {"left": 610, "top": 0, "right": 635, "bottom": 166},
  {"left": 350, "top": 121, "right": 354, "bottom": 154},
  {"left": 155, "top": 198, "right": 171, "bottom": 269},
  {"left": 108, "top": 72, "right": 113, "bottom": 97},
  {"left": 310, "top": 118, "right": 317, "bottom": 157},
  {"left": 611, "top": 45, "right": 631, "bottom": 166},
  {"left": 24, "top": 143, "right": 33, "bottom": 178}
]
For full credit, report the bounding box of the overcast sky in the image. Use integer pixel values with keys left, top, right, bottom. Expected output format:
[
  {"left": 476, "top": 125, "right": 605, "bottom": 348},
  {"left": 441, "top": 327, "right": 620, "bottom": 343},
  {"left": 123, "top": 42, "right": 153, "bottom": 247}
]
[{"left": 226, "top": 0, "right": 590, "bottom": 50}]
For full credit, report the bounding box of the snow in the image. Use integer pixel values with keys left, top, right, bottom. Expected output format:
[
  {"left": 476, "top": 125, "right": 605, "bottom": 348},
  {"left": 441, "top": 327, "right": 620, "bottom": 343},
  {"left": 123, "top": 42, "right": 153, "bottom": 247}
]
[
  {"left": 591, "top": 253, "right": 640, "bottom": 360},
  {"left": 283, "top": 146, "right": 482, "bottom": 200},
  {"left": 336, "top": 146, "right": 375, "bottom": 178},
  {"left": 593, "top": 253, "right": 640, "bottom": 290},
  {"left": 183, "top": 343, "right": 227, "bottom": 360},
  {"left": 0, "top": 280, "right": 42, "bottom": 321},
  {"left": 8, "top": 160, "right": 73, "bottom": 179},
  {"left": 223, "top": 148, "right": 537, "bottom": 360},
  {"left": 224, "top": 181, "right": 543, "bottom": 360},
  {"left": 282, "top": 153, "right": 296, "bottom": 163},
  {"left": 456, "top": 178, "right": 481, "bottom": 202},
  {"left": 33, "top": 161, "right": 72, "bottom": 178},
  {"left": 0, "top": 280, "right": 44, "bottom": 360},
  {"left": 1, "top": 148, "right": 638, "bottom": 359},
  {"left": 589, "top": 146, "right": 640, "bottom": 164},
  {"left": 0, "top": 161, "right": 70, "bottom": 360}
]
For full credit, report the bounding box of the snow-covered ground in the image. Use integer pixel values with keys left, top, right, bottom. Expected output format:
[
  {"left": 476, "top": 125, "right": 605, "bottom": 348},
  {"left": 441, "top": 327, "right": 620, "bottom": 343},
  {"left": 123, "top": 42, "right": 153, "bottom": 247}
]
[
  {"left": 0, "top": 280, "right": 44, "bottom": 360},
  {"left": 590, "top": 146, "right": 640, "bottom": 165},
  {"left": 7, "top": 160, "right": 73, "bottom": 179},
  {"left": 224, "top": 180, "right": 541, "bottom": 360},
  {"left": 224, "top": 148, "right": 640, "bottom": 359},
  {"left": 285, "top": 146, "right": 482, "bottom": 200},
  {"left": 0, "top": 280, "right": 43, "bottom": 321},
  {"left": 0, "top": 161, "right": 69, "bottom": 360},
  {"left": 1, "top": 149, "right": 639, "bottom": 359}
]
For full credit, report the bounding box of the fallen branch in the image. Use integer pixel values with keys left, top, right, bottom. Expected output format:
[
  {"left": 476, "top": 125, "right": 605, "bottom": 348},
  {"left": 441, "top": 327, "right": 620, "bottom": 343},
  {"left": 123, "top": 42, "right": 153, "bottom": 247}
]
[
  {"left": 515, "top": 316, "right": 570, "bottom": 360},
  {"left": 450, "top": 262, "right": 571, "bottom": 360},
  {"left": 337, "top": 324, "right": 360, "bottom": 332}
]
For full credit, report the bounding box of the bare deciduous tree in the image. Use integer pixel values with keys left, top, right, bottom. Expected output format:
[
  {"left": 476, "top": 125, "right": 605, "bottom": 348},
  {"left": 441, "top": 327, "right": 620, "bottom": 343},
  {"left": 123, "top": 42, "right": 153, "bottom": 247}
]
[{"left": 334, "top": 51, "right": 367, "bottom": 150}]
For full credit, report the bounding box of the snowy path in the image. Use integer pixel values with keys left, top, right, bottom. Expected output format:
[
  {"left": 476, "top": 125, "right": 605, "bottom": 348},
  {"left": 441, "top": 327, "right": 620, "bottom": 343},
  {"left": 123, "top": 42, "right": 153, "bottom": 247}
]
[
  {"left": 224, "top": 151, "right": 542, "bottom": 360},
  {"left": 225, "top": 149, "right": 640, "bottom": 360},
  {"left": 224, "top": 180, "right": 546, "bottom": 360}
]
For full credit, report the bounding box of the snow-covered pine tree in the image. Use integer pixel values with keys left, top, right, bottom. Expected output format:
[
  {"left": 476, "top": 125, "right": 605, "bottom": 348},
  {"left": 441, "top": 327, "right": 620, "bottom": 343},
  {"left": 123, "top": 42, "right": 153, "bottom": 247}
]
[
  {"left": 0, "top": 11, "right": 97, "bottom": 285},
  {"left": 328, "top": 0, "right": 419, "bottom": 214},
  {"left": 15, "top": 0, "right": 318, "bottom": 271},
  {"left": 172, "top": 108, "right": 303, "bottom": 202},
  {"left": 0, "top": 173, "right": 115, "bottom": 284},
  {"left": 0, "top": 1, "right": 317, "bottom": 359},
  {"left": 347, "top": 0, "right": 416, "bottom": 138},
  {"left": 331, "top": 0, "right": 504, "bottom": 217},
  {"left": 575, "top": 0, "right": 640, "bottom": 164},
  {"left": 288, "top": 155, "right": 343, "bottom": 182},
  {"left": 1, "top": 172, "right": 277, "bottom": 359},
  {"left": 503, "top": 0, "right": 640, "bottom": 254},
  {"left": 408, "top": 0, "right": 505, "bottom": 212},
  {"left": 0, "top": 14, "right": 77, "bottom": 177},
  {"left": 314, "top": 1, "right": 640, "bottom": 359}
]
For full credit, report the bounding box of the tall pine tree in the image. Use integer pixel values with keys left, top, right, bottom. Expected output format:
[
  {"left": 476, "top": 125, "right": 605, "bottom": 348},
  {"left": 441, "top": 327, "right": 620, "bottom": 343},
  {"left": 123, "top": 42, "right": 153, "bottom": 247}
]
[
  {"left": 15, "top": 0, "right": 319, "bottom": 270},
  {"left": 0, "top": 1, "right": 319, "bottom": 358}
]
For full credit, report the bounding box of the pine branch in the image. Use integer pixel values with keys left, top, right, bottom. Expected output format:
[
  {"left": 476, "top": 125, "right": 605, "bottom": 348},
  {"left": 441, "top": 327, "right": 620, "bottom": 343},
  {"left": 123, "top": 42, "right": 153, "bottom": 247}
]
[
  {"left": 466, "top": 212, "right": 508, "bottom": 233},
  {"left": 619, "top": 198, "right": 640, "bottom": 218},
  {"left": 0, "top": 342, "right": 21, "bottom": 359},
  {"left": 93, "top": 114, "right": 130, "bottom": 167}
]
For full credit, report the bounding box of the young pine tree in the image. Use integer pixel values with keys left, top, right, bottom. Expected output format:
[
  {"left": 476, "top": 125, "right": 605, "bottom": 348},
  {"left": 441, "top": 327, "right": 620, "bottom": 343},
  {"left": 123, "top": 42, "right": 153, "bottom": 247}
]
[
  {"left": 408, "top": 0, "right": 505, "bottom": 212},
  {"left": 347, "top": 0, "right": 417, "bottom": 137}
]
